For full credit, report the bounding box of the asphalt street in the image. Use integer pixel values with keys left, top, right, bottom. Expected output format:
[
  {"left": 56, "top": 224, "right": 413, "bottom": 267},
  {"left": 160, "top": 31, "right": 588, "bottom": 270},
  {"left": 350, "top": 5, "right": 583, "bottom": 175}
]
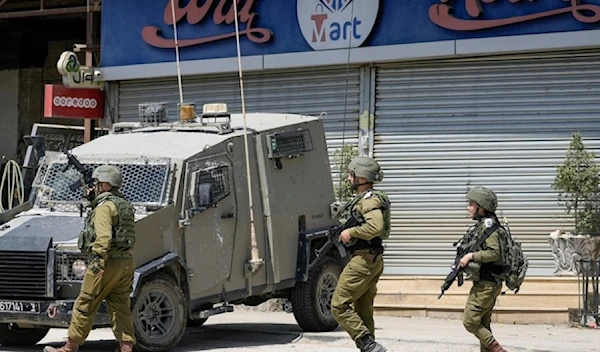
[{"left": 3, "top": 310, "right": 598, "bottom": 352}]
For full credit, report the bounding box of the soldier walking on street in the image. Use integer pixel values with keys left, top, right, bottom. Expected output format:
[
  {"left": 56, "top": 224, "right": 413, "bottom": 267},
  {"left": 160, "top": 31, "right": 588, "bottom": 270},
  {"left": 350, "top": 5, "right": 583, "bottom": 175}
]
[
  {"left": 44, "top": 165, "right": 136, "bottom": 352},
  {"left": 331, "top": 156, "right": 391, "bottom": 352},
  {"left": 460, "top": 187, "right": 508, "bottom": 352}
]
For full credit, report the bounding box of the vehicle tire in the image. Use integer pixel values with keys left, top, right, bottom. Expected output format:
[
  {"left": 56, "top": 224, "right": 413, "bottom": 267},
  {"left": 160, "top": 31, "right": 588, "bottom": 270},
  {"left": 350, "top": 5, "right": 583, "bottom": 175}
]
[
  {"left": 0, "top": 323, "right": 49, "bottom": 346},
  {"left": 132, "top": 273, "right": 187, "bottom": 352},
  {"left": 290, "top": 256, "right": 342, "bottom": 332}
]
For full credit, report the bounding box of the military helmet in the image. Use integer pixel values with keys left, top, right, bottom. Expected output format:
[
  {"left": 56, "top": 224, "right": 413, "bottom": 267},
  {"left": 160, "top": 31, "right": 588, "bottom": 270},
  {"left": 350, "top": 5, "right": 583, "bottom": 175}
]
[
  {"left": 92, "top": 165, "right": 123, "bottom": 188},
  {"left": 466, "top": 187, "right": 497, "bottom": 212},
  {"left": 348, "top": 156, "right": 383, "bottom": 183}
]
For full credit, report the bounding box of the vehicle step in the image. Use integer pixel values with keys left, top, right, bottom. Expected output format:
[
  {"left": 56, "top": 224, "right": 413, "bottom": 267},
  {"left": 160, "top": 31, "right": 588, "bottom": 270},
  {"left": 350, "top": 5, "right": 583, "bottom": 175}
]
[{"left": 191, "top": 304, "right": 234, "bottom": 320}]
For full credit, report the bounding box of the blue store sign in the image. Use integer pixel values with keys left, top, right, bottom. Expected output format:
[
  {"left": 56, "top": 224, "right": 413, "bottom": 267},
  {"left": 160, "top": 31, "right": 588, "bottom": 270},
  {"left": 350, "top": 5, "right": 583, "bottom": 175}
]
[{"left": 101, "top": 0, "right": 600, "bottom": 67}]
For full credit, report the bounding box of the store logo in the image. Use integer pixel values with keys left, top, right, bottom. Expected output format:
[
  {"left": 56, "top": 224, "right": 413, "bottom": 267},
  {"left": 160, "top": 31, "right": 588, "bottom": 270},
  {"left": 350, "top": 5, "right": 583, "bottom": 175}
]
[
  {"left": 53, "top": 96, "right": 98, "bottom": 109},
  {"left": 143, "top": 0, "right": 273, "bottom": 49},
  {"left": 56, "top": 51, "right": 103, "bottom": 89},
  {"left": 297, "top": 0, "right": 379, "bottom": 51},
  {"left": 429, "top": 0, "right": 600, "bottom": 31}
]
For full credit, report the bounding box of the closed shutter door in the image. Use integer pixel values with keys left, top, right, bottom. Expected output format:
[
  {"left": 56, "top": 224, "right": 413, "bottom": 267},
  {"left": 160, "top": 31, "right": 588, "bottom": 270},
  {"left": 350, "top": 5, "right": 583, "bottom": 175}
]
[
  {"left": 117, "top": 66, "right": 360, "bottom": 157},
  {"left": 375, "top": 53, "right": 600, "bottom": 276}
]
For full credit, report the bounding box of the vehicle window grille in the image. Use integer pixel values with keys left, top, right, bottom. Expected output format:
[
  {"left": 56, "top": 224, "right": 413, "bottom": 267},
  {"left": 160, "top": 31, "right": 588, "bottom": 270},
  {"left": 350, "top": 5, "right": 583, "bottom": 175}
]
[
  {"left": 267, "top": 129, "right": 313, "bottom": 159},
  {"left": 32, "top": 158, "right": 172, "bottom": 213},
  {"left": 196, "top": 165, "right": 230, "bottom": 205}
]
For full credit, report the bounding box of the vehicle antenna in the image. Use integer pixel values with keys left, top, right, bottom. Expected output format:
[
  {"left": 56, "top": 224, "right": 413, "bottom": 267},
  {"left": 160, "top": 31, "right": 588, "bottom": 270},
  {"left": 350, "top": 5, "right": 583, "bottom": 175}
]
[
  {"left": 233, "top": 0, "right": 264, "bottom": 275},
  {"left": 338, "top": 0, "right": 356, "bottom": 200},
  {"left": 169, "top": 0, "right": 185, "bottom": 106}
]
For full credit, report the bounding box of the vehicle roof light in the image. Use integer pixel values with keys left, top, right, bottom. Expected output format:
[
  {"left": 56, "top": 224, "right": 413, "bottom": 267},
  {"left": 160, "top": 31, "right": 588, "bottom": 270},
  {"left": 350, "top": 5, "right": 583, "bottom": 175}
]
[{"left": 203, "top": 103, "right": 228, "bottom": 115}]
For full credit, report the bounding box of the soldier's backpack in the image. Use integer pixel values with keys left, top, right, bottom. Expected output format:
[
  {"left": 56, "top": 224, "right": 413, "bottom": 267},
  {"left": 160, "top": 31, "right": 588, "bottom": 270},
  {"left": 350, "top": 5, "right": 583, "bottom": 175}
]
[{"left": 499, "top": 218, "right": 528, "bottom": 293}]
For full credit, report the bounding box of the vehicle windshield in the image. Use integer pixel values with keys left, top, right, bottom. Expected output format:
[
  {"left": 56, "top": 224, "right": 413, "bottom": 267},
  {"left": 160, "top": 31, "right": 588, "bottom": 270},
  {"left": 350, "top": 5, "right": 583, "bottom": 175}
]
[{"left": 32, "top": 156, "right": 172, "bottom": 212}]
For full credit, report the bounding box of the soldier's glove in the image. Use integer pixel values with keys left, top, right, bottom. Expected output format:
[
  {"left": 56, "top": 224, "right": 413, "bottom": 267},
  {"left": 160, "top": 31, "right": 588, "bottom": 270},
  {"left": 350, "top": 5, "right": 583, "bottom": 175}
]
[{"left": 89, "top": 253, "right": 105, "bottom": 275}]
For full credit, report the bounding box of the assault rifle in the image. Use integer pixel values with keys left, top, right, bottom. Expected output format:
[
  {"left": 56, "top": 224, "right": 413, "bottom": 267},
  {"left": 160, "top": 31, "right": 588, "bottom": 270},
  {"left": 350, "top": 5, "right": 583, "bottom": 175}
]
[
  {"left": 63, "top": 150, "right": 94, "bottom": 194},
  {"left": 438, "top": 236, "right": 467, "bottom": 299},
  {"left": 309, "top": 212, "right": 364, "bottom": 271},
  {"left": 438, "top": 221, "right": 500, "bottom": 299}
]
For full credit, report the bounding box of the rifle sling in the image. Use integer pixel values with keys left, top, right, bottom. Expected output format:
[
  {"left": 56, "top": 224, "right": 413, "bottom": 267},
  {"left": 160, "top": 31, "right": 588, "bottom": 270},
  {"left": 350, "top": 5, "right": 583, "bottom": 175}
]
[{"left": 469, "top": 222, "right": 499, "bottom": 254}]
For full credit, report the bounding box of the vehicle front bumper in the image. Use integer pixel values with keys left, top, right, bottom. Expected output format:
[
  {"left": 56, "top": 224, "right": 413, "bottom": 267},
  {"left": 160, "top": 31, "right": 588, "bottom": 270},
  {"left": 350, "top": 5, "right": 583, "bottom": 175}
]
[{"left": 0, "top": 299, "right": 111, "bottom": 328}]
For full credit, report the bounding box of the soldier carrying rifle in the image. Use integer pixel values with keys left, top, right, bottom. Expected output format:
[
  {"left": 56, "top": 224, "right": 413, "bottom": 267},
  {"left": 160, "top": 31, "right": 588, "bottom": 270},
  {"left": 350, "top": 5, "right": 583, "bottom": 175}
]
[
  {"left": 440, "top": 187, "right": 509, "bottom": 352},
  {"left": 331, "top": 157, "right": 391, "bottom": 352}
]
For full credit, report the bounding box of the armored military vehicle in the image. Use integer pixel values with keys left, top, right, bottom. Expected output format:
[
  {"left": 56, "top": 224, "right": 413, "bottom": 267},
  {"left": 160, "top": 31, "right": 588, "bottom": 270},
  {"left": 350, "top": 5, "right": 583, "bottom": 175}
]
[{"left": 0, "top": 104, "right": 348, "bottom": 352}]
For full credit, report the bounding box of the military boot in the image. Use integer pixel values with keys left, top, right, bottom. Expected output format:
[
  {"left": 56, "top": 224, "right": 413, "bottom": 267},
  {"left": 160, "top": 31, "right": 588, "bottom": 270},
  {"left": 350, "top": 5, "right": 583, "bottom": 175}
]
[
  {"left": 488, "top": 340, "right": 507, "bottom": 352},
  {"left": 43, "top": 338, "right": 79, "bottom": 352},
  {"left": 356, "top": 334, "right": 387, "bottom": 352},
  {"left": 116, "top": 342, "right": 134, "bottom": 352}
]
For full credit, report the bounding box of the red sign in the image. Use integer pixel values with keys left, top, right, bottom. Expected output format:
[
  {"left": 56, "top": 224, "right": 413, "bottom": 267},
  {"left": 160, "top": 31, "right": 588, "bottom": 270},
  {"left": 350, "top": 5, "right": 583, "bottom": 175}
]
[
  {"left": 429, "top": 0, "right": 600, "bottom": 31},
  {"left": 44, "top": 85, "right": 104, "bottom": 120},
  {"left": 142, "top": 0, "right": 272, "bottom": 49}
]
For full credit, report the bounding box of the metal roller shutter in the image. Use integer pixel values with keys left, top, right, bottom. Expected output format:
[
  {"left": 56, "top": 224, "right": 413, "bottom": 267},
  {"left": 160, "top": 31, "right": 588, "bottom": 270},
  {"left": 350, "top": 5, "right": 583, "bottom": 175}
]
[
  {"left": 117, "top": 66, "right": 360, "bottom": 150},
  {"left": 117, "top": 66, "right": 361, "bottom": 185},
  {"left": 375, "top": 53, "right": 600, "bottom": 276}
]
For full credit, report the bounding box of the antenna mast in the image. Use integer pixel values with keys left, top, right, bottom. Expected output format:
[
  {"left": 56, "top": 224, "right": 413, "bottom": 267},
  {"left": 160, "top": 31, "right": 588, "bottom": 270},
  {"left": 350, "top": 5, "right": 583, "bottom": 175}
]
[
  {"left": 169, "top": 0, "right": 184, "bottom": 106},
  {"left": 337, "top": 1, "right": 356, "bottom": 200},
  {"left": 233, "top": 0, "right": 264, "bottom": 275}
]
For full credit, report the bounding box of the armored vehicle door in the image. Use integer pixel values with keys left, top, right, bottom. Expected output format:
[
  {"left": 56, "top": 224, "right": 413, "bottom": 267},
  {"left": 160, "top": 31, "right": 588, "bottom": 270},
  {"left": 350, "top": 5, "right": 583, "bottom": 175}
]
[{"left": 182, "top": 154, "right": 236, "bottom": 296}]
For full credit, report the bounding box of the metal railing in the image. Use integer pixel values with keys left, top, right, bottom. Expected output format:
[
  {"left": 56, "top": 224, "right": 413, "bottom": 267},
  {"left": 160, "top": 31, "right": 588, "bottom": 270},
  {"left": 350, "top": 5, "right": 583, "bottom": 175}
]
[{"left": 577, "top": 259, "right": 600, "bottom": 327}]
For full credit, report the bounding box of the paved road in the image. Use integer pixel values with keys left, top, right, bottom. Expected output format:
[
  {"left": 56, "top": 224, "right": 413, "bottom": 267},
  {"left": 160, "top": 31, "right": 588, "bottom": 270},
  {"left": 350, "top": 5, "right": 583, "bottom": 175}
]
[{"left": 4, "top": 310, "right": 598, "bottom": 352}]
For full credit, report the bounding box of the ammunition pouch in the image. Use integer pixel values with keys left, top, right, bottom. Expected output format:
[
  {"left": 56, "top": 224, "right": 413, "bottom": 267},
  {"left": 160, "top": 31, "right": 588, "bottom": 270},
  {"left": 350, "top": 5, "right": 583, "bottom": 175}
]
[
  {"left": 347, "top": 237, "right": 383, "bottom": 253},
  {"left": 78, "top": 227, "right": 94, "bottom": 255},
  {"left": 463, "top": 262, "right": 481, "bottom": 282}
]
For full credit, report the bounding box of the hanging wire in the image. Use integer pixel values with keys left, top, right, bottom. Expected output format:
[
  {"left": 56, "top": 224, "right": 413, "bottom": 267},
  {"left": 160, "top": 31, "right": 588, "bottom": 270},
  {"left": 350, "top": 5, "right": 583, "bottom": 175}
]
[
  {"left": 233, "top": 0, "right": 263, "bottom": 273},
  {"left": 337, "top": 0, "right": 356, "bottom": 200}
]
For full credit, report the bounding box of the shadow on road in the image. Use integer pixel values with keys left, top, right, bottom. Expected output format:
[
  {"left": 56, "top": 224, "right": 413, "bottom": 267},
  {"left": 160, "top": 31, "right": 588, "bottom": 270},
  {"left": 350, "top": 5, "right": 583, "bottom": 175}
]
[{"left": 3, "top": 322, "right": 324, "bottom": 352}]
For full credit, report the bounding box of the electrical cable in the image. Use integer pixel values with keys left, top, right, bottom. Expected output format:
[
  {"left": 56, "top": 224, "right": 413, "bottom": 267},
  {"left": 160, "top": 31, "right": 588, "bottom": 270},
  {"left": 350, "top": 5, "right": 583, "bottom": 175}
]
[{"left": 0, "top": 159, "right": 25, "bottom": 213}]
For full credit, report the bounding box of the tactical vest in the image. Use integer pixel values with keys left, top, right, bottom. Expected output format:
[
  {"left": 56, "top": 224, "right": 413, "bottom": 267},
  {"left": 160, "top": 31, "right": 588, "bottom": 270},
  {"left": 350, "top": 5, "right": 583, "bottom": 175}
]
[
  {"left": 78, "top": 193, "right": 136, "bottom": 255},
  {"left": 339, "top": 189, "right": 391, "bottom": 250},
  {"left": 459, "top": 217, "right": 505, "bottom": 282}
]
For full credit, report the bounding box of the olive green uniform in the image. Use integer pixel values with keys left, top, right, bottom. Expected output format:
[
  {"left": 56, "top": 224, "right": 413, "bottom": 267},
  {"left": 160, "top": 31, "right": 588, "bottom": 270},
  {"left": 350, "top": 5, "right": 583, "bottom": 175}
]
[
  {"left": 332, "top": 190, "right": 388, "bottom": 344},
  {"left": 68, "top": 190, "right": 136, "bottom": 345},
  {"left": 462, "top": 218, "right": 503, "bottom": 352}
]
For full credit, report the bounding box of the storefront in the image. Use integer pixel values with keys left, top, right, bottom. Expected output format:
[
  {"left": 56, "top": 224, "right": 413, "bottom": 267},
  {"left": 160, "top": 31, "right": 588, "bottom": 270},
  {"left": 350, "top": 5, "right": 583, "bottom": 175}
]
[{"left": 99, "top": 0, "right": 600, "bottom": 277}]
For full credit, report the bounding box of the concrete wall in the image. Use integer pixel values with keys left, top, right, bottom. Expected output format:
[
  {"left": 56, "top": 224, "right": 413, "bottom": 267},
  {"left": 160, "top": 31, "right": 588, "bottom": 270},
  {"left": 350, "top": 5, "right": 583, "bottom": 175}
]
[
  {"left": 17, "top": 68, "right": 43, "bottom": 162},
  {"left": 0, "top": 70, "right": 19, "bottom": 161}
]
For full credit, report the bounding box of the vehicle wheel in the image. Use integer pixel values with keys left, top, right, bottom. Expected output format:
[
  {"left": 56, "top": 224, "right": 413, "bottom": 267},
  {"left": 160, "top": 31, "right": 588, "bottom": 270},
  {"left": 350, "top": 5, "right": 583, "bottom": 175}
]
[
  {"left": 290, "top": 256, "right": 342, "bottom": 332},
  {"left": 132, "top": 273, "right": 187, "bottom": 352},
  {"left": 0, "top": 323, "right": 49, "bottom": 346}
]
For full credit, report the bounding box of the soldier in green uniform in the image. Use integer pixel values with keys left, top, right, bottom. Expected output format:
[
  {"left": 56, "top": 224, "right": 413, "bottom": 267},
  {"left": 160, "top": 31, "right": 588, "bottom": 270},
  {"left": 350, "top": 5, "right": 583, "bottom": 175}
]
[
  {"left": 44, "top": 165, "right": 136, "bottom": 352},
  {"left": 459, "top": 187, "right": 508, "bottom": 352},
  {"left": 331, "top": 156, "right": 390, "bottom": 352}
]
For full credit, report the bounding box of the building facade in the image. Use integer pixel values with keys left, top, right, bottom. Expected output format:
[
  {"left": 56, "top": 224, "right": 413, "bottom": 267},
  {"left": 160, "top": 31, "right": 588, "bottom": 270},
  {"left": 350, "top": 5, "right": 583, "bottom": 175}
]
[{"left": 98, "top": 0, "right": 600, "bottom": 277}]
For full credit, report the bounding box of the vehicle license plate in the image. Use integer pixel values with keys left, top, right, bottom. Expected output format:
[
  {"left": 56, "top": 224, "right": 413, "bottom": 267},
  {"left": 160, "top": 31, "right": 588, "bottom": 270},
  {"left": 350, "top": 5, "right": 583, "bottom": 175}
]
[{"left": 0, "top": 301, "right": 40, "bottom": 313}]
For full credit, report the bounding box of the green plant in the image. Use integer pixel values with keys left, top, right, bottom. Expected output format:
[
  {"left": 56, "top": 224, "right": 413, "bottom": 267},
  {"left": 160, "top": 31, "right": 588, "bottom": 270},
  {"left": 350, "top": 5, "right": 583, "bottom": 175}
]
[
  {"left": 552, "top": 132, "right": 600, "bottom": 235},
  {"left": 333, "top": 145, "right": 358, "bottom": 202}
]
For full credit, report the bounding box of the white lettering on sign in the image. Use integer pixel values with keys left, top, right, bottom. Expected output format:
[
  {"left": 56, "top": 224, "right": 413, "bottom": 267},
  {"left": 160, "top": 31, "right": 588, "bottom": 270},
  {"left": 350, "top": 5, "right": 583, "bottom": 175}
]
[
  {"left": 297, "top": 0, "right": 380, "bottom": 51},
  {"left": 53, "top": 96, "right": 98, "bottom": 109}
]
